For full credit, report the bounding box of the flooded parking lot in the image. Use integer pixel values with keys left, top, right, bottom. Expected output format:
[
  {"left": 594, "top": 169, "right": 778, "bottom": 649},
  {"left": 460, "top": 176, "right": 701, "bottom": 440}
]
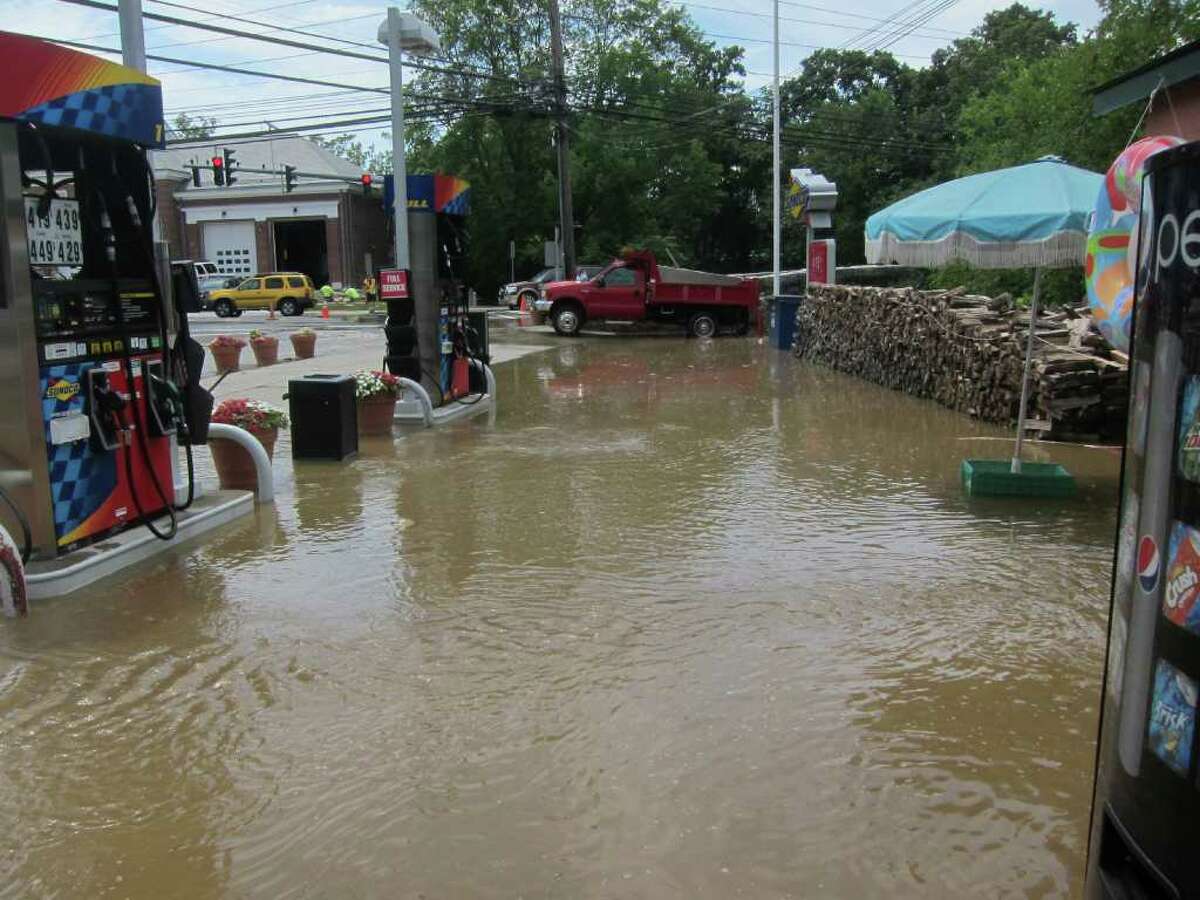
[{"left": 0, "top": 330, "right": 1119, "bottom": 898}]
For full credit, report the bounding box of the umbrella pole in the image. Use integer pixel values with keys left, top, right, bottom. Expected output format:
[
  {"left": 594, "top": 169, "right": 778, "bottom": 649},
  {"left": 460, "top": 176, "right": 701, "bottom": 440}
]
[{"left": 1011, "top": 267, "right": 1043, "bottom": 474}]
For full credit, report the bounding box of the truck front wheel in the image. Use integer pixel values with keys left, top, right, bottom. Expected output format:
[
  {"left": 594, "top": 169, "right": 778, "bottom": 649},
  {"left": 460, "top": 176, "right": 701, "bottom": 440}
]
[
  {"left": 552, "top": 303, "right": 584, "bottom": 336},
  {"left": 688, "top": 312, "right": 717, "bottom": 338}
]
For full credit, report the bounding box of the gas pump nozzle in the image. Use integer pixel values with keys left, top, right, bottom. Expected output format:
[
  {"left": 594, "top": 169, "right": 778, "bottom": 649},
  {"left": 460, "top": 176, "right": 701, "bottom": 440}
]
[{"left": 85, "top": 369, "right": 126, "bottom": 452}]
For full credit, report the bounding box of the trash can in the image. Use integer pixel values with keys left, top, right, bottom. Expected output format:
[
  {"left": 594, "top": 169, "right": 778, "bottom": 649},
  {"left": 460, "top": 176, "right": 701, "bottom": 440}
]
[
  {"left": 287, "top": 374, "right": 358, "bottom": 460},
  {"left": 770, "top": 295, "right": 802, "bottom": 350}
]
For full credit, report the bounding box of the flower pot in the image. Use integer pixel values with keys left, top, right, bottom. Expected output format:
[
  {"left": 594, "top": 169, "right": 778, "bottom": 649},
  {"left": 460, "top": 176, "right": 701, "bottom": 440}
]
[
  {"left": 357, "top": 395, "right": 397, "bottom": 435},
  {"left": 209, "top": 426, "right": 277, "bottom": 492},
  {"left": 290, "top": 332, "right": 317, "bottom": 359},
  {"left": 251, "top": 338, "right": 279, "bottom": 367},
  {"left": 210, "top": 344, "right": 243, "bottom": 373}
]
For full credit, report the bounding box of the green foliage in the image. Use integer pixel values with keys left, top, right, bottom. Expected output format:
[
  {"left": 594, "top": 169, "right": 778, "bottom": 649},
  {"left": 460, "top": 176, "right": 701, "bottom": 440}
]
[
  {"left": 925, "top": 262, "right": 1086, "bottom": 308},
  {"left": 170, "top": 112, "right": 215, "bottom": 140},
  {"left": 364, "top": 0, "right": 1199, "bottom": 296},
  {"left": 315, "top": 133, "right": 393, "bottom": 173}
]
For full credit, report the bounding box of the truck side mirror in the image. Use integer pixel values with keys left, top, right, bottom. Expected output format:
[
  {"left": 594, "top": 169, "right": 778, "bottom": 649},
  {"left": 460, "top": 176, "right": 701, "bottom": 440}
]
[{"left": 594, "top": 278, "right": 605, "bottom": 288}]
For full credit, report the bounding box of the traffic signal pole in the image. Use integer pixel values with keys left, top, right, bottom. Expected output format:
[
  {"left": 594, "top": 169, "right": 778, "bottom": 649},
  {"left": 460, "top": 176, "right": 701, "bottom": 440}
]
[{"left": 548, "top": 0, "right": 575, "bottom": 280}]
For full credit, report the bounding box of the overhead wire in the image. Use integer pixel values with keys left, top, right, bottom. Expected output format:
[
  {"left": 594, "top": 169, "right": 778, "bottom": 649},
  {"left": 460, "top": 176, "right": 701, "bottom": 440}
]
[{"left": 670, "top": 0, "right": 961, "bottom": 41}]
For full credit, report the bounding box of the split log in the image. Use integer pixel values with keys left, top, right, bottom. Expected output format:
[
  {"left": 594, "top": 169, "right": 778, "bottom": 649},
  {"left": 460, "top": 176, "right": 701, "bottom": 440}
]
[{"left": 792, "top": 284, "right": 1129, "bottom": 442}]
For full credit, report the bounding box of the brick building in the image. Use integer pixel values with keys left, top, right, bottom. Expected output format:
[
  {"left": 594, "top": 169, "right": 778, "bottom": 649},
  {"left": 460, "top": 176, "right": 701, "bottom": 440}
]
[
  {"left": 1093, "top": 40, "right": 1200, "bottom": 140},
  {"left": 155, "top": 134, "right": 389, "bottom": 288}
]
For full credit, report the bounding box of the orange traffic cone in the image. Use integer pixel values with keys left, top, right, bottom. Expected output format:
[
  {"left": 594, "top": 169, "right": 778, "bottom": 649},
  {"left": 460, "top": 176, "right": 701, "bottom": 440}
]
[{"left": 321, "top": 302, "right": 330, "bottom": 320}]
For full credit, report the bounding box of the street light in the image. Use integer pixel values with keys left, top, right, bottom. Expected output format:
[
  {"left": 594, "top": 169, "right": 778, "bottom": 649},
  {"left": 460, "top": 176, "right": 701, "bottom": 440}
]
[{"left": 377, "top": 9, "right": 440, "bottom": 271}]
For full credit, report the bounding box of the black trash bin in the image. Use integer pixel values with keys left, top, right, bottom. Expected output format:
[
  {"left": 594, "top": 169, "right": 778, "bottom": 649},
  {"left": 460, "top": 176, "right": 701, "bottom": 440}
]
[{"left": 287, "top": 374, "right": 358, "bottom": 460}]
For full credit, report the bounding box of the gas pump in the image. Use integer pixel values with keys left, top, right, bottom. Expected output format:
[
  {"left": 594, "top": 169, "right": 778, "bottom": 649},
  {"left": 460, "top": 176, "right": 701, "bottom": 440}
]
[
  {"left": 0, "top": 35, "right": 205, "bottom": 561},
  {"left": 1087, "top": 141, "right": 1200, "bottom": 897}
]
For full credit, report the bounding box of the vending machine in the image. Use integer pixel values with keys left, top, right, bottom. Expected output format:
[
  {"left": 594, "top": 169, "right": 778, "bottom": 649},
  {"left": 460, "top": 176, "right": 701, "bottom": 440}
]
[{"left": 1087, "top": 141, "right": 1200, "bottom": 897}]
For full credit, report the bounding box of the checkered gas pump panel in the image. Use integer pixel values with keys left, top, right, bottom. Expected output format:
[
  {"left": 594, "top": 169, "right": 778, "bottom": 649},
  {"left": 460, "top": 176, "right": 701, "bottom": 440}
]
[
  {"left": 40, "top": 358, "right": 171, "bottom": 553},
  {"left": 41, "top": 362, "right": 118, "bottom": 549}
]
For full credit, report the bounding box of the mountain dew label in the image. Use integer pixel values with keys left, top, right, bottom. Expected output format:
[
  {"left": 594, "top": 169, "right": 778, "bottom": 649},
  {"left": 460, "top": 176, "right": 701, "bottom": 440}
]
[{"left": 1179, "top": 377, "right": 1200, "bottom": 482}]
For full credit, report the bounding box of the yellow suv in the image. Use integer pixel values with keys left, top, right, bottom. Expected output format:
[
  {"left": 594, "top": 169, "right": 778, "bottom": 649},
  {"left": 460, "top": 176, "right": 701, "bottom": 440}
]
[{"left": 209, "top": 272, "right": 315, "bottom": 317}]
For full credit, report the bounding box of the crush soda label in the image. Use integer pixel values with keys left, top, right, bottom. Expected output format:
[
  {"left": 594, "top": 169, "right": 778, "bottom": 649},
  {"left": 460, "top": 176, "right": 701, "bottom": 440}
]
[
  {"left": 1165, "top": 520, "right": 1200, "bottom": 633},
  {"left": 1148, "top": 660, "right": 1198, "bottom": 776}
]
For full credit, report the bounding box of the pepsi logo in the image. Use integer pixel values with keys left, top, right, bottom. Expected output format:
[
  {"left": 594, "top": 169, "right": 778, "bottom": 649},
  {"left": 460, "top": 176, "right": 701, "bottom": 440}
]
[{"left": 1138, "top": 535, "right": 1161, "bottom": 593}]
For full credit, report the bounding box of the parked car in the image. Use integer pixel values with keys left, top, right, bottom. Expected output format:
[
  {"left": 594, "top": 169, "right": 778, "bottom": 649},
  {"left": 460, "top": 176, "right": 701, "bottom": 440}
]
[
  {"left": 536, "top": 250, "right": 760, "bottom": 338},
  {"left": 173, "top": 259, "right": 235, "bottom": 310},
  {"left": 499, "top": 265, "right": 604, "bottom": 309},
  {"left": 209, "top": 272, "right": 315, "bottom": 317},
  {"left": 499, "top": 268, "right": 555, "bottom": 309}
]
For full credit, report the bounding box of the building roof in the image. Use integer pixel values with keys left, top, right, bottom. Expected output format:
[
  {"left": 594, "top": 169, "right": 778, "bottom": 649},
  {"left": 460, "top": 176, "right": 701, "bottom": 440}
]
[
  {"left": 1093, "top": 39, "right": 1200, "bottom": 117},
  {"left": 154, "top": 133, "right": 363, "bottom": 194}
]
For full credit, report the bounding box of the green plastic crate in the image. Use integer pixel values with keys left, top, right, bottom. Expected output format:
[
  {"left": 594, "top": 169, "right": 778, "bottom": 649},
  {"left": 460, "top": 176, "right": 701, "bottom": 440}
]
[{"left": 960, "top": 458, "right": 1076, "bottom": 498}]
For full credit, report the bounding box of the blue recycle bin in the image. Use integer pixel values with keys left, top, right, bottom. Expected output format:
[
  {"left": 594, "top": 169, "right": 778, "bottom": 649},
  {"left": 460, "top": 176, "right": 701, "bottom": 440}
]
[{"left": 769, "top": 295, "right": 802, "bottom": 350}]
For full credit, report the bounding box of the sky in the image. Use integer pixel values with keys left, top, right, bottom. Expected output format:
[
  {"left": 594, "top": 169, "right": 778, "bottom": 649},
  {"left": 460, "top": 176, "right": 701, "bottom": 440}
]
[{"left": 4, "top": 0, "right": 1105, "bottom": 153}]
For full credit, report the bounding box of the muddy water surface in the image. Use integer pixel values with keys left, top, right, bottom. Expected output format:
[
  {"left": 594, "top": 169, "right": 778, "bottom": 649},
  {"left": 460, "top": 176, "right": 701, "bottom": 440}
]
[{"left": 0, "top": 331, "right": 1119, "bottom": 898}]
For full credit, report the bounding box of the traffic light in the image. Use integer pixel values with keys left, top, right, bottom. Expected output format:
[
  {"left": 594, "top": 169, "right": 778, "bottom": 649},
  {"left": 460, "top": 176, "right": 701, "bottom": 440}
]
[
  {"left": 222, "top": 148, "right": 237, "bottom": 186},
  {"left": 190, "top": 165, "right": 201, "bottom": 188},
  {"left": 211, "top": 155, "right": 224, "bottom": 186},
  {"left": 361, "top": 173, "right": 372, "bottom": 195},
  {"left": 284, "top": 165, "right": 297, "bottom": 193}
]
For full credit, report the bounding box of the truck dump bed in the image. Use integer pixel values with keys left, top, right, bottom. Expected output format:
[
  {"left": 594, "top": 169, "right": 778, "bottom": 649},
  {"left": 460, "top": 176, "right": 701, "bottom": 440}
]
[{"left": 657, "top": 266, "right": 746, "bottom": 287}]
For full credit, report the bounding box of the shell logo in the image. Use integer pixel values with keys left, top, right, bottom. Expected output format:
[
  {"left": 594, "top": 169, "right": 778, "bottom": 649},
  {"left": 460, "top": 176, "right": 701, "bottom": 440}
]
[{"left": 45, "top": 379, "right": 80, "bottom": 402}]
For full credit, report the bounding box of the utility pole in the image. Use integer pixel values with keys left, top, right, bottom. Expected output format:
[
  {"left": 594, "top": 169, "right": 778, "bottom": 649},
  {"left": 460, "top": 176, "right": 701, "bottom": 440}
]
[
  {"left": 772, "top": 0, "right": 781, "bottom": 298},
  {"left": 548, "top": 0, "right": 576, "bottom": 280},
  {"left": 384, "top": 8, "right": 411, "bottom": 271},
  {"left": 118, "top": 0, "right": 146, "bottom": 71}
]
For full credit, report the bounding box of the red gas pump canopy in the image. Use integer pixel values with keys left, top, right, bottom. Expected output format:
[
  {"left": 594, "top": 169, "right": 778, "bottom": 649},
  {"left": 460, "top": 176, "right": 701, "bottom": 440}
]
[{"left": 0, "top": 31, "right": 165, "bottom": 149}]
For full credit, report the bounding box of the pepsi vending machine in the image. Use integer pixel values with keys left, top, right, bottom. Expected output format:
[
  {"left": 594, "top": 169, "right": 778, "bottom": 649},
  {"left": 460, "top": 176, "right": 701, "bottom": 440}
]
[{"left": 1088, "top": 141, "right": 1200, "bottom": 897}]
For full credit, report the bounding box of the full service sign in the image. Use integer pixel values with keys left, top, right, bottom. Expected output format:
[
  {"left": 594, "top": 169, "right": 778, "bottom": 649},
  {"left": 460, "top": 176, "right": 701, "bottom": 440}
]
[
  {"left": 379, "top": 268, "right": 410, "bottom": 300},
  {"left": 25, "top": 197, "right": 83, "bottom": 267},
  {"left": 808, "top": 239, "right": 836, "bottom": 285}
]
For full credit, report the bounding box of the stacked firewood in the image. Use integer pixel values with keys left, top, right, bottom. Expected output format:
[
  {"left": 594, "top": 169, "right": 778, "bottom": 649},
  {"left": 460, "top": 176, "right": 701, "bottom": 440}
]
[{"left": 793, "top": 284, "right": 1128, "bottom": 442}]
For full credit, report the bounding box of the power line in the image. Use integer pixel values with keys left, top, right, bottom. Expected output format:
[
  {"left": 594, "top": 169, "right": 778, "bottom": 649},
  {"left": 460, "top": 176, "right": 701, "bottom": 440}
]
[
  {"left": 48, "top": 37, "right": 390, "bottom": 95},
  {"left": 670, "top": 0, "right": 960, "bottom": 41},
  {"left": 775, "top": 0, "right": 965, "bottom": 36},
  {"left": 80, "top": 0, "right": 327, "bottom": 41},
  {"left": 55, "top": 0, "right": 546, "bottom": 90}
]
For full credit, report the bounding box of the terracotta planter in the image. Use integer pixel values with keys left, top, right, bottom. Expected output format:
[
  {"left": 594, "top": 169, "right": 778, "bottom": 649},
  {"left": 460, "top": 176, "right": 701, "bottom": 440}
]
[
  {"left": 210, "top": 344, "right": 243, "bottom": 373},
  {"left": 357, "top": 395, "right": 397, "bottom": 435},
  {"left": 250, "top": 338, "right": 279, "bottom": 367},
  {"left": 209, "top": 426, "right": 277, "bottom": 492},
  {"left": 290, "top": 332, "right": 317, "bottom": 359}
]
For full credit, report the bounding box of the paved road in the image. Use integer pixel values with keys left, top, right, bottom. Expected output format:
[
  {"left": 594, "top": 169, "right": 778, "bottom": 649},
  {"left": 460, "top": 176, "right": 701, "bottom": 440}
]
[{"left": 186, "top": 310, "right": 383, "bottom": 337}]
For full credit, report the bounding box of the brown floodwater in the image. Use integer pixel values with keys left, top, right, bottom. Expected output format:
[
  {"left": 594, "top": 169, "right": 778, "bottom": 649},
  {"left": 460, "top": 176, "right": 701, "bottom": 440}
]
[{"left": 0, "top": 329, "right": 1120, "bottom": 898}]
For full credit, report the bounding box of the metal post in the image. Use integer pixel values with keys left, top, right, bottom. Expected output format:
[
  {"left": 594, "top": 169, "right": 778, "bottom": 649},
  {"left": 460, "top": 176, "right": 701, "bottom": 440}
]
[
  {"left": 118, "top": 0, "right": 146, "bottom": 71},
  {"left": 548, "top": 0, "right": 576, "bottom": 280},
  {"left": 1011, "top": 267, "right": 1043, "bottom": 473},
  {"left": 386, "top": 7, "right": 410, "bottom": 271},
  {"left": 772, "top": 0, "right": 781, "bottom": 298}
]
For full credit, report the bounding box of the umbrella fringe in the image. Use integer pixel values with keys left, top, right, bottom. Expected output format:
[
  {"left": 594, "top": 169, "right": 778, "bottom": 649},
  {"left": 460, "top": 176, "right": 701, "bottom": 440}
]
[{"left": 864, "top": 230, "right": 1088, "bottom": 270}]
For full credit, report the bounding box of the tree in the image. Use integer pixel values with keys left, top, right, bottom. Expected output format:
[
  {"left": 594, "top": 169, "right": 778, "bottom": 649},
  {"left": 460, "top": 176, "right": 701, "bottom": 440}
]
[
  {"left": 170, "top": 112, "right": 216, "bottom": 140},
  {"left": 403, "top": 0, "right": 763, "bottom": 294},
  {"left": 315, "top": 133, "right": 393, "bottom": 173}
]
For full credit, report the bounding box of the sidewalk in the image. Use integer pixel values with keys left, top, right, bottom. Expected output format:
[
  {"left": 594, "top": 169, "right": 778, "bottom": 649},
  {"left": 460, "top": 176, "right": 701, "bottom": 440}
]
[{"left": 205, "top": 332, "right": 552, "bottom": 407}]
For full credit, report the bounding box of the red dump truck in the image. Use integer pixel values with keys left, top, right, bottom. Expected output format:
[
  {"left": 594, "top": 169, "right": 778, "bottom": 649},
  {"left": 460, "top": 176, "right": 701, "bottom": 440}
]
[{"left": 534, "top": 250, "right": 761, "bottom": 338}]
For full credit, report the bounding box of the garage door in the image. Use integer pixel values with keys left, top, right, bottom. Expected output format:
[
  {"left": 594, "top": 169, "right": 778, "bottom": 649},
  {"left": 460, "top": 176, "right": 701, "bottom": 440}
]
[{"left": 203, "top": 221, "right": 257, "bottom": 278}]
